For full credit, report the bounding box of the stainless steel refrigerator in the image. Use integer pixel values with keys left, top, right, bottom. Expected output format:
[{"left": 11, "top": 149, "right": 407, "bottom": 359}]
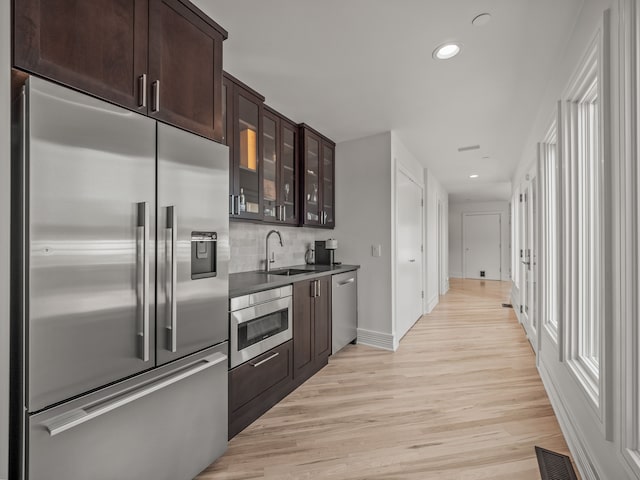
[{"left": 11, "top": 77, "right": 230, "bottom": 480}]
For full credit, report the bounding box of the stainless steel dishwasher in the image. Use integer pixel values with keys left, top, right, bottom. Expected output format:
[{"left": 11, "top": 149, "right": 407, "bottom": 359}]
[{"left": 332, "top": 271, "right": 358, "bottom": 354}]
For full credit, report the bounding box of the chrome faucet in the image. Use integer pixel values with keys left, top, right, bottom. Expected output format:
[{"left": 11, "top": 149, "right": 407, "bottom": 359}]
[{"left": 265, "top": 230, "right": 284, "bottom": 272}]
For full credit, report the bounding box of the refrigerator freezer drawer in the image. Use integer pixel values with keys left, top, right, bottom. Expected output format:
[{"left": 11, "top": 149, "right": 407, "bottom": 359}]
[{"left": 27, "top": 343, "right": 228, "bottom": 480}]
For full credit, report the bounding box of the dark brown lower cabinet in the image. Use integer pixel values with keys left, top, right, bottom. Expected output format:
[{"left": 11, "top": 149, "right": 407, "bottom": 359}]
[
  {"left": 293, "top": 276, "right": 332, "bottom": 384},
  {"left": 228, "top": 276, "right": 332, "bottom": 438},
  {"left": 228, "top": 340, "right": 293, "bottom": 439}
]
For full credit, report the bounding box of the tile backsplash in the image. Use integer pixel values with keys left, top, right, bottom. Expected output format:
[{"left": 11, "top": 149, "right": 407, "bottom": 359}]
[{"left": 229, "top": 223, "right": 331, "bottom": 273}]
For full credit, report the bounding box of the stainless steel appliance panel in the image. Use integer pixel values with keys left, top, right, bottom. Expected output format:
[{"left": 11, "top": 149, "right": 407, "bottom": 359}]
[
  {"left": 230, "top": 288, "right": 292, "bottom": 368},
  {"left": 157, "top": 123, "right": 229, "bottom": 365},
  {"left": 332, "top": 271, "right": 358, "bottom": 354},
  {"left": 28, "top": 343, "right": 228, "bottom": 480},
  {"left": 25, "top": 78, "right": 157, "bottom": 412}
]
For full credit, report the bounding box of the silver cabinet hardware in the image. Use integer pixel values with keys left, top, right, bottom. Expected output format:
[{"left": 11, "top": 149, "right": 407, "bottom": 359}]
[
  {"left": 152, "top": 80, "right": 160, "bottom": 112},
  {"left": 249, "top": 352, "right": 279, "bottom": 368},
  {"left": 138, "top": 74, "right": 147, "bottom": 108}
]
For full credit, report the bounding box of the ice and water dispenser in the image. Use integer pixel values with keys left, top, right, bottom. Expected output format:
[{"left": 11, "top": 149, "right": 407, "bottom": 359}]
[{"left": 191, "top": 232, "right": 217, "bottom": 279}]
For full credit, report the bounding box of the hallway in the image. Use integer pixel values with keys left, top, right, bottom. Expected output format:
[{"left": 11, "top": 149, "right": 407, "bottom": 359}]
[{"left": 200, "top": 279, "right": 572, "bottom": 479}]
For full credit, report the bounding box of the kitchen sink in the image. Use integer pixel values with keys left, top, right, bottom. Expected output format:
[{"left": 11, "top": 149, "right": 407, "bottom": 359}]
[{"left": 267, "top": 268, "right": 310, "bottom": 276}]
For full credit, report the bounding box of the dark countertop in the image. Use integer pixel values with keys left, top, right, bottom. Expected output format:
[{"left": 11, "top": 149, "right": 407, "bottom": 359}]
[{"left": 229, "top": 264, "right": 360, "bottom": 297}]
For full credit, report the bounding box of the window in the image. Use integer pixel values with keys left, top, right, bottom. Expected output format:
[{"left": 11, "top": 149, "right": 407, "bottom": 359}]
[
  {"left": 561, "top": 33, "right": 605, "bottom": 407},
  {"left": 540, "top": 120, "right": 559, "bottom": 343}
]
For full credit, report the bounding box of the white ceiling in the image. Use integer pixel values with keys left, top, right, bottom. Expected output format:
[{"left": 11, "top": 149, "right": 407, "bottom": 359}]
[{"left": 194, "top": 0, "right": 583, "bottom": 202}]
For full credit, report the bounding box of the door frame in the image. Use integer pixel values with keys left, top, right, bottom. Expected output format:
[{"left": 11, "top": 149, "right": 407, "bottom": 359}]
[
  {"left": 392, "top": 160, "right": 425, "bottom": 349},
  {"left": 461, "top": 211, "right": 503, "bottom": 281},
  {"left": 518, "top": 168, "right": 539, "bottom": 352}
]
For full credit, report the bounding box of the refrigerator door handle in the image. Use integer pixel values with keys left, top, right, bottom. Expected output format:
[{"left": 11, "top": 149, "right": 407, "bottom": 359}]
[
  {"left": 167, "top": 206, "right": 178, "bottom": 352},
  {"left": 137, "top": 202, "right": 151, "bottom": 362},
  {"left": 44, "top": 352, "right": 227, "bottom": 437}
]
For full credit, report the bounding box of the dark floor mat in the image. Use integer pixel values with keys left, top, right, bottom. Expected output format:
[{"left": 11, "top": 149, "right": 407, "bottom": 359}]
[{"left": 535, "top": 446, "right": 578, "bottom": 480}]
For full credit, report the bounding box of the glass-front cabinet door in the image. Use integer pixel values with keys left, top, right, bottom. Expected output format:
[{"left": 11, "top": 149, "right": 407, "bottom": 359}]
[
  {"left": 262, "top": 112, "right": 278, "bottom": 221},
  {"left": 300, "top": 125, "right": 335, "bottom": 228},
  {"left": 280, "top": 121, "right": 297, "bottom": 224},
  {"left": 321, "top": 142, "right": 335, "bottom": 227},
  {"left": 303, "top": 132, "right": 321, "bottom": 225},
  {"left": 225, "top": 72, "right": 265, "bottom": 220},
  {"left": 234, "top": 90, "right": 262, "bottom": 219}
]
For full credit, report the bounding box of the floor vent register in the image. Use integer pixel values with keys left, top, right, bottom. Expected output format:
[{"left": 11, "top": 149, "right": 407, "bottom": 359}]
[{"left": 535, "top": 446, "right": 578, "bottom": 480}]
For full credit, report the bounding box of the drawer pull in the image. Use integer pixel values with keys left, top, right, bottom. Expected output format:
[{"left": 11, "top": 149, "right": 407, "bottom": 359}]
[{"left": 250, "top": 352, "right": 279, "bottom": 368}]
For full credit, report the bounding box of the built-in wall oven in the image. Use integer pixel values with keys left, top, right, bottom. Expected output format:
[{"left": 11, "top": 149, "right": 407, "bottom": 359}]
[{"left": 229, "top": 286, "right": 293, "bottom": 368}]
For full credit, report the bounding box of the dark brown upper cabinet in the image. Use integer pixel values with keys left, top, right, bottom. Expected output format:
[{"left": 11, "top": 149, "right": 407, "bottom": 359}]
[
  {"left": 13, "top": 0, "right": 227, "bottom": 142},
  {"left": 263, "top": 107, "right": 299, "bottom": 225},
  {"left": 299, "top": 125, "right": 335, "bottom": 228},
  {"left": 224, "top": 72, "right": 265, "bottom": 220},
  {"left": 148, "top": 0, "right": 225, "bottom": 141},
  {"left": 13, "top": 0, "right": 149, "bottom": 112}
]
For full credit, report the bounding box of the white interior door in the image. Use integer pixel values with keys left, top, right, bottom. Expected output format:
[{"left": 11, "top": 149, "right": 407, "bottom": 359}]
[
  {"left": 521, "top": 186, "right": 530, "bottom": 327},
  {"left": 396, "top": 169, "right": 423, "bottom": 341},
  {"left": 463, "top": 213, "right": 501, "bottom": 280},
  {"left": 519, "top": 175, "right": 538, "bottom": 349}
]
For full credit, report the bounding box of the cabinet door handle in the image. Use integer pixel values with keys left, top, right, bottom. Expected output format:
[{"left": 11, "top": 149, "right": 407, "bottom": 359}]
[
  {"left": 316, "top": 280, "right": 321, "bottom": 297},
  {"left": 310, "top": 281, "right": 316, "bottom": 298},
  {"left": 152, "top": 80, "right": 160, "bottom": 112},
  {"left": 250, "top": 352, "right": 279, "bottom": 367},
  {"left": 229, "top": 195, "right": 234, "bottom": 215},
  {"left": 138, "top": 74, "right": 147, "bottom": 108}
]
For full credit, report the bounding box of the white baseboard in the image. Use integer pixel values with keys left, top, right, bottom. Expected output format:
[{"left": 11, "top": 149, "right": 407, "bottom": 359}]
[
  {"left": 440, "top": 279, "right": 449, "bottom": 295},
  {"left": 450, "top": 271, "right": 463, "bottom": 278},
  {"left": 538, "top": 363, "right": 601, "bottom": 480},
  {"left": 426, "top": 294, "right": 438, "bottom": 314},
  {"left": 356, "top": 328, "right": 395, "bottom": 351}
]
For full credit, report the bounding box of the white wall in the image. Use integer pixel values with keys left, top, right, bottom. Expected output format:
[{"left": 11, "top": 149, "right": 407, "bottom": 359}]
[
  {"left": 335, "top": 131, "right": 446, "bottom": 350},
  {"left": 334, "top": 132, "right": 394, "bottom": 349},
  {"left": 424, "top": 170, "right": 448, "bottom": 311},
  {"left": 448, "top": 201, "right": 510, "bottom": 281},
  {"left": 1, "top": 0, "right": 10, "bottom": 477}
]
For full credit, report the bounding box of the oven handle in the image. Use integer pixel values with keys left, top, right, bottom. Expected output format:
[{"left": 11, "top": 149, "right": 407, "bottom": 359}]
[{"left": 231, "top": 296, "right": 292, "bottom": 326}]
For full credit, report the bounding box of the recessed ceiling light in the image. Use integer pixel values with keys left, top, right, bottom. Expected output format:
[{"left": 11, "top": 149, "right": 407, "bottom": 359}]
[
  {"left": 472, "top": 13, "right": 492, "bottom": 26},
  {"left": 433, "top": 42, "right": 462, "bottom": 60},
  {"left": 469, "top": 174, "right": 479, "bottom": 178}
]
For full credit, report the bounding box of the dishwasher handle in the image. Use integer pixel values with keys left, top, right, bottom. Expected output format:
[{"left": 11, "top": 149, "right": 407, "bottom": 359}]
[{"left": 336, "top": 277, "right": 355, "bottom": 287}]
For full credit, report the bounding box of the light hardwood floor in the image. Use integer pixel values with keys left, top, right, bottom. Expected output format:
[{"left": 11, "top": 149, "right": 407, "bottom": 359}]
[{"left": 198, "top": 279, "right": 574, "bottom": 479}]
